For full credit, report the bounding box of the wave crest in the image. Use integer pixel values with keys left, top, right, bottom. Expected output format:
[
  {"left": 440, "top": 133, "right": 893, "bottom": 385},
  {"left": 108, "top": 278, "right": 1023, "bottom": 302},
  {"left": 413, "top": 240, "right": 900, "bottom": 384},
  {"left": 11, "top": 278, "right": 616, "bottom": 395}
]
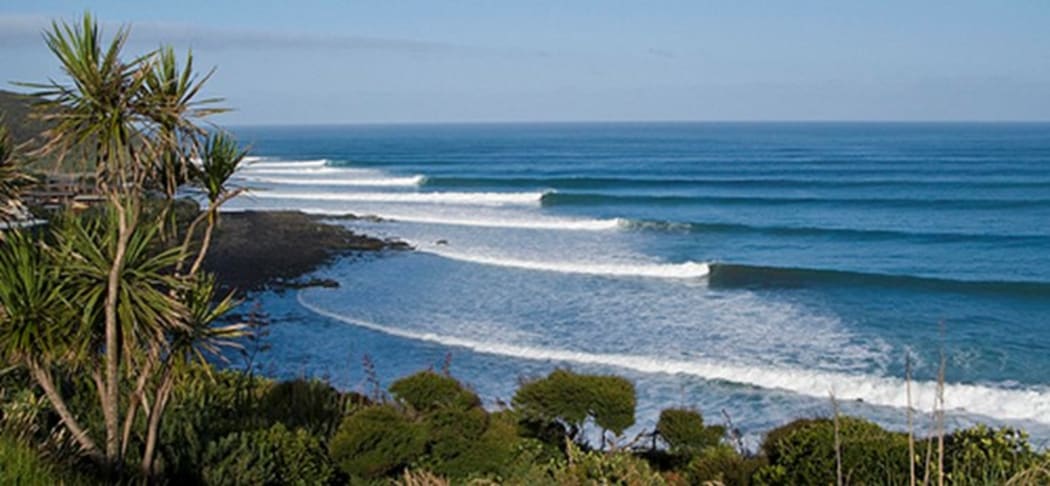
[
  {"left": 420, "top": 247, "right": 710, "bottom": 279},
  {"left": 248, "top": 190, "right": 549, "bottom": 206}
]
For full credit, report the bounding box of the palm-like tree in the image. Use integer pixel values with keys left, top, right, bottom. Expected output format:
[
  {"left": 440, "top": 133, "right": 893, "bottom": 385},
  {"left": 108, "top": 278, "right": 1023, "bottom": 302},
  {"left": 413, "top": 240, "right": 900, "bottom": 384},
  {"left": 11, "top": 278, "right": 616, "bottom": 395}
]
[
  {"left": 10, "top": 13, "right": 243, "bottom": 475},
  {"left": 0, "top": 230, "right": 102, "bottom": 459},
  {"left": 179, "top": 131, "right": 247, "bottom": 276},
  {"left": 140, "top": 273, "right": 245, "bottom": 473},
  {"left": 140, "top": 46, "right": 226, "bottom": 200}
]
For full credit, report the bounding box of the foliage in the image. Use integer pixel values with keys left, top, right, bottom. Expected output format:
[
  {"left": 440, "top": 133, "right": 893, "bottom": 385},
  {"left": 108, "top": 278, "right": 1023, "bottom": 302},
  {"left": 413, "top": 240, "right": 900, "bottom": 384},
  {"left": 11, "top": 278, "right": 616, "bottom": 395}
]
[
  {"left": 258, "top": 377, "right": 348, "bottom": 439},
  {"left": 513, "top": 369, "right": 637, "bottom": 441},
  {"left": 5, "top": 11, "right": 242, "bottom": 474},
  {"left": 0, "top": 434, "right": 96, "bottom": 486},
  {"left": 685, "top": 445, "right": 765, "bottom": 486},
  {"left": 201, "top": 423, "right": 334, "bottom": 486},
  {"left": 943, "top": 425, "right": 1042, "bottom": 485},
  {"left": 0, "top": 229, "right": 74, "bottom": 362},
  {"left": 757, "top": 417, "right": 911, "bottom": 486},
  {"left": 390, "top": 371, "right": 481, "bottom": 414},
  {"left": 422, "top": 408, "right": 524, "bottom": 480},
  {"left": 656, "top": 408, "right": 725, "bottom": 457},
  {"left": 0, "top": 122, "right": 33, "bottom": 221},
  {"left": 158, "top": 368, "right": 271, "bottom": 481},
  {"left": 552, "top": 440, "right": 667, "bottom": 486},
  {"left": 329, "top": 404, "right": 427, "bottom": 479}
]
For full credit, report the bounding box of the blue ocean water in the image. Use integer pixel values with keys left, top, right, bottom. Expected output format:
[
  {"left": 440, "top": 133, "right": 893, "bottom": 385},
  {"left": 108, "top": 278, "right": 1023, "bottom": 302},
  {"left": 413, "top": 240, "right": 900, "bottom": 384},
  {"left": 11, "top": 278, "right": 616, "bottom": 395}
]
[{"left": 225, "top": 122, "right": 1050, "bottom": 443}]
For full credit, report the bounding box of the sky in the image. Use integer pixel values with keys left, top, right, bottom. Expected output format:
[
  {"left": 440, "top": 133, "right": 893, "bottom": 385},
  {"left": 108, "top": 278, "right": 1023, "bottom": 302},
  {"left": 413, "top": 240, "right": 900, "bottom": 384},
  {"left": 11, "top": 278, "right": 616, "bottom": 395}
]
[{"left": 2, "top": 1, "right": 1049, "bottom": 124}]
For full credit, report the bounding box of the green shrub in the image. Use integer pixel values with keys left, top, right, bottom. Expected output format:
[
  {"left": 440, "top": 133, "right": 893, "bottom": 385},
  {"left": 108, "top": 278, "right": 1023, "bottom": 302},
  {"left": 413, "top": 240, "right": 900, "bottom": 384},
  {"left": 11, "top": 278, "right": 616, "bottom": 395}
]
[
  {"left": 201, "top": 423, "right": 334, "bottom": 486},
  {"left": 422, "top": 409, "right": 523, "bottom": 479},
  {"left": 329, "top": 405, "right": 426, "bottom": 479},
  {"left": 656, "top": 408, "right": 725, "bottom": 456},
  {"left": 389, "top": 371, "right": 480, "bottom": 414},
  {"left": 552, "top": 441, "right": 667, "bottom": 485},
  {"left": 513, "top": 369, "right": 637, "bottom": 440},
  {"left": 160, "top": 368, "right": 273, "bottom": 481},
  {"left": 258, "top": 378, "right": 347, "bottom": 438},
  {"left": 757, "top": 417, "right": 910, "bottom": 486},
  {"left": 686, "top": 445, "right": 764, "bottom": 486},
  {"left": 943, "top": 425, "right": 1042, "bottom": 485}
]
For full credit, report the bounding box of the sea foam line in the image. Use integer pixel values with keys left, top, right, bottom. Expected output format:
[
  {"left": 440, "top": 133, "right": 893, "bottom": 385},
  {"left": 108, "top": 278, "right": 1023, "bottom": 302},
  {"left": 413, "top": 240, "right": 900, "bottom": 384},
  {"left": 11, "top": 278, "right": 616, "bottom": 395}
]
[
  {"left": 299, "top": 208, "right": 623, "bottom": 231},
  {"left": 238, "top": 167, "right": 347, "bottom": 176},
  {"left": 244, "top": 158, "right": 329, "bottom": 169},
  {"left": 248, "top": 190, "right": 548, "bottom": 206},
  {"left": 240, "top": 175, "right": 426, "bottom": 187},
  {"left": 420, "top": 247, "right": 710, "bottom": 278},
  {"left": 297, "top": 293, "right": 1050, "bottom": 424}
]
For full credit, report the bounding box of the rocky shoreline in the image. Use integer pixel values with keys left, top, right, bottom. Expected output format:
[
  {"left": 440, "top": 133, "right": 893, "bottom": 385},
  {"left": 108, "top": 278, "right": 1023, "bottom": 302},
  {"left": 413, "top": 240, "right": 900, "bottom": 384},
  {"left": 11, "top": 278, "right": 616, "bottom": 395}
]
[{"left": 203, "top": 210, "right": 409, "bottom": 292}]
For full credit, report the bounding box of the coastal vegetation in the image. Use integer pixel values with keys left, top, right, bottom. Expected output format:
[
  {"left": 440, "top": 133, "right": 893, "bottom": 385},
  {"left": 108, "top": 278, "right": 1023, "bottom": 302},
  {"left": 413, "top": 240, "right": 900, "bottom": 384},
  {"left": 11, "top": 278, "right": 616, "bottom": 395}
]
[{"left": 0, "top": 12, "right": 1048, "bottom": 485}]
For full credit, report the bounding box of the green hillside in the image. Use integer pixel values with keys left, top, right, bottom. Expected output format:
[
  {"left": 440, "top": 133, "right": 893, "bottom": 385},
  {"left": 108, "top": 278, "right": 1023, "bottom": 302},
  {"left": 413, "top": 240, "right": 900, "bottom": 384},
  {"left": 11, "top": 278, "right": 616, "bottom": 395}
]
[{"left": 0, "top": 89, "right": 91, "bottom": 173}]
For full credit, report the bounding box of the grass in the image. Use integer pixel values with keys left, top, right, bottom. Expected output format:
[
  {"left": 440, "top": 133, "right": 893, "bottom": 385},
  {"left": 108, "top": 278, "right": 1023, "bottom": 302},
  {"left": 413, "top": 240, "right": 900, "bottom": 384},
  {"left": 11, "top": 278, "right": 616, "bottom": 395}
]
[{"left": 0, "top": 435, "right": 96, "bottom": 486}]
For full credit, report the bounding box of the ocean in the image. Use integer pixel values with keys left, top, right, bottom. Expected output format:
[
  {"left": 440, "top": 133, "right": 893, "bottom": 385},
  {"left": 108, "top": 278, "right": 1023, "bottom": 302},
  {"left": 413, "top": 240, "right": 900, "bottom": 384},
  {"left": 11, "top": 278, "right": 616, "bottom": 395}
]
[{"left": 223, "top": 122, "right": 1050, "bottom": 445}]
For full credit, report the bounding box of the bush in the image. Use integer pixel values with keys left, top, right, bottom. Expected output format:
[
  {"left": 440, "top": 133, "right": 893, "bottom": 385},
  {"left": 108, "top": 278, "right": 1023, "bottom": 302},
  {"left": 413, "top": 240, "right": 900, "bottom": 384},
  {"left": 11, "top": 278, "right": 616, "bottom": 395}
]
[
  {"left": 943, "top": 425, "right": 1042, "bottom": 485},
  {"left": 757, "top": 417, "right": 910, "bottom": 485},
  {"left": 422, "top": 409, "right": 523, "bottom": 479},
  {"left": 258, "top": 378, "right": 347, "bottom": 438},
  {"left": 201, "top": 423, "right": 334, "bottom": 486},
  {"left": 390, "top": 371, "right": 480, "bottom": 414},
  {"left": 686, "top": 445, "right": 765, "bottom": 486},
  {"left": 329, "top": 405, "right": 426, "bottom": 479},
  {"left": 513, "top": 369, "right": 637, "bottom": 440},
  {"left": 160, "top": 368, "right": 273, "bottom": 481},
  {"left": 656, "top": 408, "right": 725, "bottom": 456},
  {"left": 552, "top": 441, "right": 667, "bottom": 485}
]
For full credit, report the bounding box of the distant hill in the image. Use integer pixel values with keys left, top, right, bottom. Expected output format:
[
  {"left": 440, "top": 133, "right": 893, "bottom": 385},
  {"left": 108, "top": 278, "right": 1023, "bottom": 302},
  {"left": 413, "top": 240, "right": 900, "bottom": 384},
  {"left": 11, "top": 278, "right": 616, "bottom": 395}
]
[
  {"left": 0, "top": 89, "right": 89, "bottom": 173},
  {"left": 0, "top": 90, "right": 47, "bottom": 147}
]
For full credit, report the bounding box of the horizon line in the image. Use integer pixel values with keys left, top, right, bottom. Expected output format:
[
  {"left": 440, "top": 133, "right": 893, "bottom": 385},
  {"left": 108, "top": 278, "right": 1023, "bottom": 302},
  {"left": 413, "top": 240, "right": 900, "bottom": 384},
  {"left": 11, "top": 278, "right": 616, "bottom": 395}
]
[{"left": 226, "top": 119, "right": 1050, "bottom": 128}]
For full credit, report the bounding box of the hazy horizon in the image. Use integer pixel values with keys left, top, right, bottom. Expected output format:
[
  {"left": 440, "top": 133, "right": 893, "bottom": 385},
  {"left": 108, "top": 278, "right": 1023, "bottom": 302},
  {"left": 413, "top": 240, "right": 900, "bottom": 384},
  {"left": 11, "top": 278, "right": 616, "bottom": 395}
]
[{"left": 3, "top": 1, "right": 1049, "bottom": 125}]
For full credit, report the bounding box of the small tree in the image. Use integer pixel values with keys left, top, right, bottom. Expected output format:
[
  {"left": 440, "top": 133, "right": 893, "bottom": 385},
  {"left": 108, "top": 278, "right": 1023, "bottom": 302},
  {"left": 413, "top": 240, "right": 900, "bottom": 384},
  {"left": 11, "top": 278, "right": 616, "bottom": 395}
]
[
  {"left": 655, "top": 408, "right": 725, "bottom": 456},
  {"left": 513, "top": 369, "right": 636, "bottom": 446},
  {"left": 0, "top": 13, "right": 246, "bottom": 478}
]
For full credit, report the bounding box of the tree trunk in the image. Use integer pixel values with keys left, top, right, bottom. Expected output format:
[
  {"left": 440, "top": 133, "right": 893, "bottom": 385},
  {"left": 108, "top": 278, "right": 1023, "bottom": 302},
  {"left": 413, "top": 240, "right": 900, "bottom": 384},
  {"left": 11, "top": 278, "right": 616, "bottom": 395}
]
[
  {"left": 103, "top": 196, "right": 131, "bottom": 466},
  {"left": 140, "top": 363, "right": 176, "bottom": 477},
  {"left": 27, "top": 360, "right": 104, "bottom": 462},
  {"left": 121, "top": 354, "right": 156, "bottom": 457},
  {"left": 187, "top": 210, "right": 216, "bottom": 276}
]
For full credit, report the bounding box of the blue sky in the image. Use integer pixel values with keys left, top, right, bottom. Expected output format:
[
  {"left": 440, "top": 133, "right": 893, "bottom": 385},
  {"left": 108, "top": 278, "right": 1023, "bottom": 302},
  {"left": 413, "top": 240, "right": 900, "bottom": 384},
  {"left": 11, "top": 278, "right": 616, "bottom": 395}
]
[{"left": 2, "top": 1, "right": 1049, "bottom": 124}]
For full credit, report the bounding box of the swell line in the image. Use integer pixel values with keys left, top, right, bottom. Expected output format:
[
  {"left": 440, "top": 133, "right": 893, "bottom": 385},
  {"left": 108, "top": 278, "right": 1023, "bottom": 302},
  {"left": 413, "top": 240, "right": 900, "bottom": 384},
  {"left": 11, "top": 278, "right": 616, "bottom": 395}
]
[
  {"left": 297, "top": 292, "right": 1050, "bottom": 425},
  {"left": 542, "top": 192, "right": 1050, "bottom": 210},
  {"left": 418, "top": 247, "right": 710, "bottom": 279}
]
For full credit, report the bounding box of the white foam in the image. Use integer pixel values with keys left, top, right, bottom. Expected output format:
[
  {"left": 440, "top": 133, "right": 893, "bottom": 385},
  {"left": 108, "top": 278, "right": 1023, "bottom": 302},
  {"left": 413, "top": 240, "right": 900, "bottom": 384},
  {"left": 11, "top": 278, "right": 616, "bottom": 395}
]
[
  {"left": 238, "top": 167, "right": 347, "bottom": 175},
  {"left": 240, "top": 175, "right": 426, "bottom": 187},
  {"left": 298, "top": 293, "right": 1050, "bottom": 425},
  {"left": 420, "top": 246, "right": 710, "bottom": 278},
  {"left": 245, "top": 158, "right": 329, "bottom": 169},
  {"left": 248, "top": 190, "right": 547, "bottom": 206},
  {"left": 298, "top": 208, "right": 623, "bottom": 231}
]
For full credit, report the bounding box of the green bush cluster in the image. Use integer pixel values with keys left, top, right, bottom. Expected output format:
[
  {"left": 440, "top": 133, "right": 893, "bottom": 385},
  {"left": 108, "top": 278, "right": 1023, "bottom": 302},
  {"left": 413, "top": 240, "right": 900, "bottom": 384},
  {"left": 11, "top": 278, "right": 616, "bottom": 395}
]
[
  {"left": 513, "top": 369, "right": 637, "bottom": 439},
  {"left": 330, "top": 371, "right": 523, "bottom": 481},
  {"left": 655, "top": 408, "right": 725, "bottom": 456},
  {"left": 4, "top": 363, "right": 1049, "bottom": 486},
  {"left": 756, "top": 417, "right": 912, "bottom": 485},
  {"left": 201, "top": 423, "right": 334, "bottom": 486}
]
